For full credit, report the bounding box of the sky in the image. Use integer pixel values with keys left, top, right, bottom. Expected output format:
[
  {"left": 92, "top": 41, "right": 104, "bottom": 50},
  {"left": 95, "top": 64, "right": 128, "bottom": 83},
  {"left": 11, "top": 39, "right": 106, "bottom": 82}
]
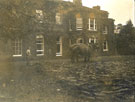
[{"left": 65, "top": 0, "right": 134, "bottom": 25}]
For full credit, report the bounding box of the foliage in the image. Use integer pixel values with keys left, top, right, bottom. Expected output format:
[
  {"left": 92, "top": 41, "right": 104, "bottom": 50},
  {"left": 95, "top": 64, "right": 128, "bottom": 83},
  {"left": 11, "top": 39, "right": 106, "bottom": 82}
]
[
  {"left": 0, "top": 0, "right": 36, "bottom": 40},
  {"left": 116, "top": 20, "right": 135, "bottom": 55},
  {"left": 0, "top": 0, "right": 72, "bottom": 40}
]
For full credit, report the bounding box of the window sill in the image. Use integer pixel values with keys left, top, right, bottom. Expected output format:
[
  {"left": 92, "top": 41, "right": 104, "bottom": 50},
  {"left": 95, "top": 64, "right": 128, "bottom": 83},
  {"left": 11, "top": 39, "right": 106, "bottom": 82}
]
[
  {"left": 56, "top": 23, "right": 62, "bottom": 25},
  {"left": 56, "top": 54, "right": 62, "bottom": 56},
  {"left": 88, "top": 29, "right": 97, "bottom": 31},
  {"left": 13, "top": 55, "right": 22, "bottom": 57},
  {"left": 76, "top": 28, "right": 83, "bottom": 30},
  {"left": 37, "top": 54, "right": 44, "bottom": 56},
  {"left": 103, "top": 50, "right": 108, "bottom": 52}
]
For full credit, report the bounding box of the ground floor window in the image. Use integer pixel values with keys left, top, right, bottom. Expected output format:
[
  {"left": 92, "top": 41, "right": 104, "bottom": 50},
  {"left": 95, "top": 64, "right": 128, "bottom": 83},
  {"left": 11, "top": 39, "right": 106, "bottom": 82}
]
[
  {"left": 69, "top": 39, "right": 73, "bottom": 46},
  {"left": 89, "top": 37, "right": 97, "bottom": 44},
  {"left": 36, "top": 35, "right": 44, "bottom": 56},
  {"left": 13, "top": 39, "right": 22, "bottom": 57},
  {"left": 56, "top": 37, "right": 62, "bottom": 56},
  {"left": 76, "top": 38, "right": 83, "bottom": 43},
  {"left": 103, "top": 41, "right": 108, "bottom": 51}
]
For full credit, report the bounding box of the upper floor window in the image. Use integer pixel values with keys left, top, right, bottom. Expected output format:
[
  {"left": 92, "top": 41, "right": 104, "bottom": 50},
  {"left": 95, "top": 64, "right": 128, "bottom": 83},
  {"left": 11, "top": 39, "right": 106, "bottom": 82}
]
[
  {"left": 103, "top": 40, "right": 108, "bottom": 51},
  {"left": 88, "top": 13, "right": 97, "bottom": 31},
  {"left": 56, "top": 13, "right": 62, "bottom": 25},
  {"left": 76, "top": 13, "right": 83, "bottom": 30},
  {"left": 56, "top": 37, "right": 62, "bottom": 56},
  {"left": 103, "top": 25, "right": 108, "bottom": 34},
  {"left": 114, "top": 25, "right": 121, "bottom": 34},
  {"left": 36, "top": 35, "right": 44, "bottom": 56},
  {"left": 88, "top": 18, "right": 97, "bottom": 31},
  {"left": 13, "top": 39, "right": 22, "bottom": 57},
  {"left": 36, "top": 10, "right": 43, "bottom": 23}
]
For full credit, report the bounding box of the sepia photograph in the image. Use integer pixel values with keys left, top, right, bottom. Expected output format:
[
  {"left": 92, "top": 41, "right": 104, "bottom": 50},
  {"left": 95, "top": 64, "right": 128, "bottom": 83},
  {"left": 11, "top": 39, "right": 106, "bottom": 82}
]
[{"left": 0, "top": 0, "right": 134, "bottom": 102}]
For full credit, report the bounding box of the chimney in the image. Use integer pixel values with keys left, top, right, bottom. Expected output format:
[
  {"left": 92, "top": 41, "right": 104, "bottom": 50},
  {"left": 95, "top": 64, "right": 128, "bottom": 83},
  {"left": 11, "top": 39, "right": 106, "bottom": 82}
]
[
  {"left": 47, "top": 0, "right": 62, "bottom": 1},
  {"left": 93, "top": 6, "right": 100, "bottom": 10},
  {"left": 73, "top": 0, "right": 82, "bottom": 6}
]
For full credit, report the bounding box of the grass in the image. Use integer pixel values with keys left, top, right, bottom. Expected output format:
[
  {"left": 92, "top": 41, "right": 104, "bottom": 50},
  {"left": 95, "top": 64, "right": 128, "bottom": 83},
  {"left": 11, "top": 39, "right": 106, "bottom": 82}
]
[{"left": 0, "top": 55, "right": 134, "bottom": 102}]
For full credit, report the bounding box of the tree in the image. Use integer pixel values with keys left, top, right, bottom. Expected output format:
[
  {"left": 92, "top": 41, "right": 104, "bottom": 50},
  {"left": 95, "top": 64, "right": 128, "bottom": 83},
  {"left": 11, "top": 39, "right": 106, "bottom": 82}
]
[
  {"left": 116, "top": 20, "right": 135, "bottom": 55},
  {"left": 0, "top": 0, "right": 35, "bottom": 40}
]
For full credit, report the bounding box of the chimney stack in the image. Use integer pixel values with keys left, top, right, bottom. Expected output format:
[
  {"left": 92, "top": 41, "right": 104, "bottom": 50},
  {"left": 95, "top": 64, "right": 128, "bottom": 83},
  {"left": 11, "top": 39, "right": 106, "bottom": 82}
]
[
  {"left": 73, "top": 0, "right": 82, "bottom": 6},
  {"left": 93, "top": 6, "right": 100, "bottom": 10}
]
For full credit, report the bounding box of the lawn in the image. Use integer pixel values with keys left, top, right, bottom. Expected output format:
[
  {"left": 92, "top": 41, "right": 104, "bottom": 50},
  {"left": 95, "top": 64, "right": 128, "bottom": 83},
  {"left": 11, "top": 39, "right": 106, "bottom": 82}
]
[{"left": 0, "top": 56, "right": 134, "bottom": 102}]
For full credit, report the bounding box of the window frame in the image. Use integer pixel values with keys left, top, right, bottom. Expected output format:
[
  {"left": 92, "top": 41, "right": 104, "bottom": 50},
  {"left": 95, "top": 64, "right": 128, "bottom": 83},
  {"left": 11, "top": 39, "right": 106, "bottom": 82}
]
[
  {"left": 69, "top": 39, "right": 73, "bottom": 46},
  {"left": 103, "top": 25, "right": 108, "bottom": 34},
  {"left": 56, "top": 13, "right": 62, "bottom": 25},
  {"left": 76, "top": 38, "right": 84, "bottom": 44},
  {"left": 56, "top": 37, "right": 62, "bottom": 56},
  {"left": 88, "top": 18, "right": 97, "bottom": 31},
  {"left": 69, "top": 20, "right": 72, "bottom": 31},
  {"left": 76, "top": 17, "right": 83, "bottom": 30},
  {"left": 103, "top": 41, "right": 108, "bottom": 51},
  {"left": 36, "top": 10, "right": 44, "bottom": 23},
  {"left": 13, "top": 39, "right": 22, "bottom": 57},
  {"left": 89, "top": 37, "right": 97, "bottom": 44},
  {"left": 36, "top": 35, "right": 44, "bottom": 56}
]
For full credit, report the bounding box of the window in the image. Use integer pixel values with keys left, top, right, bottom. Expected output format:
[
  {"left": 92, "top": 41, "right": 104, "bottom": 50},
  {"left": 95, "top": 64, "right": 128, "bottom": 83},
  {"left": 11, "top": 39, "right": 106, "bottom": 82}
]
[
  {"left": 76, "top": 18, "right": 83, "bottom": 30},
  {"left": 114, "top": 25, "right": 121, "bottom": 34},
  {"left": 89, "top": 37, "right": 97, "bottom": 44},
  {"left": 56, "top": 13, "right": 62, "bottom": 24},
  {"left": 13, "top": 39, "right": 22, "bottom": 57},
  {"left": 76, "top": 13, "right": 83, "bottom": 30},
  {"left": 77, "top": 38, "right": 83, "bottom": 43},
  {"left": 36, "top": 10, "right": 43, "bottom": 23},
  {"left": 36, "top": 35, "right": 44, "bottom": 56},
  {"left": 103, "top": 26, "right": 108, "bottom": 34},
  {"left": 69, "top": 20, "right": 72, "bottom": 31},
  {"left": 103, "top": 41, "right": 108, "bottom": 51},
  {"left": 56, "top": 37, "right": 62, "bottom": 56},
  {"left": 88, "top": 18, "right": 97, "bottom": 31},
  {"left": 69, "top": 39, "right": 73, "bottom": 46}
]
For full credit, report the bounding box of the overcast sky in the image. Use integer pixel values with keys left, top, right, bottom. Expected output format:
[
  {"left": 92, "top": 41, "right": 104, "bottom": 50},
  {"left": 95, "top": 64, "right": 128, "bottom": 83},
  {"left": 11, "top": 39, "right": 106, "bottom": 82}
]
[{"left": 65, "top": 0, "right": 133, "bottom": 25}]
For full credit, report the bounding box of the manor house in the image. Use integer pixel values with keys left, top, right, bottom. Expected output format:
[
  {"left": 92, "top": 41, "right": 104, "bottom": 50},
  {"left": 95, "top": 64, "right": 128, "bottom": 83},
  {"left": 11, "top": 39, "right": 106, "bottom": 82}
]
[{"left": 0, "top": 0, "right": 115, "bottom": 61}]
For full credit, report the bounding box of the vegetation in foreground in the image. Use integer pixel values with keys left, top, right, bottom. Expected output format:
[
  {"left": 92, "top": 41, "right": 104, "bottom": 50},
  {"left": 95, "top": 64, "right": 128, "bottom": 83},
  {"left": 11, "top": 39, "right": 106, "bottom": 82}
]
[{"left": 0, "top": 56, "right": 134, "bottom": 102}]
